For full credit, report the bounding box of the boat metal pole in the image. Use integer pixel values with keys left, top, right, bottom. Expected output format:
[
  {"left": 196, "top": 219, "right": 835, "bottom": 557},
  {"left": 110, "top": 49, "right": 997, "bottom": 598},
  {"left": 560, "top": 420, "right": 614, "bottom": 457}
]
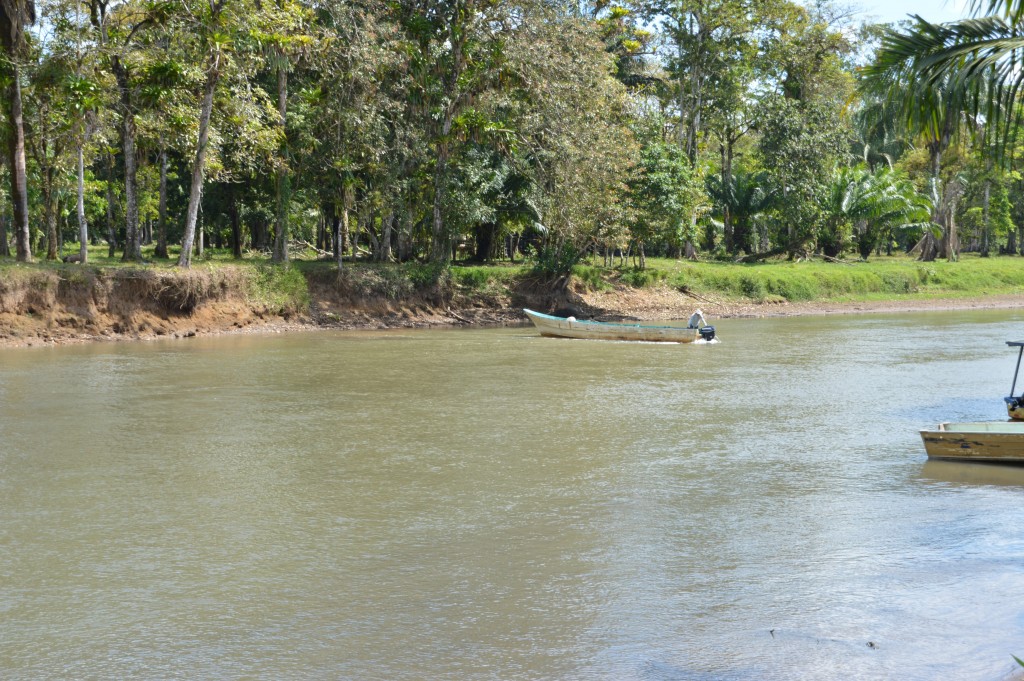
[{"left": 1013, "top": 345, "right": 1023, "bottom": 397}]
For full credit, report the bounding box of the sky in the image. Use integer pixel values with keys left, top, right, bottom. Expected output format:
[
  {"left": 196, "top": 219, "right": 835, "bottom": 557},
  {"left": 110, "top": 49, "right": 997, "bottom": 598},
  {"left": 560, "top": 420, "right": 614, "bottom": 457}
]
[{"left": 855, "top": 0, "right": 972, "bottom": 24}]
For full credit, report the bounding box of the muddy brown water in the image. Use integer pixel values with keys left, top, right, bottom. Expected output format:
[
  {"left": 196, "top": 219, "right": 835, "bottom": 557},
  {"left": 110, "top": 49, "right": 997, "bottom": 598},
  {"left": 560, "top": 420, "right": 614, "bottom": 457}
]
[{"left": 3, "top": 309, "right": 1024, "bottom": 680}]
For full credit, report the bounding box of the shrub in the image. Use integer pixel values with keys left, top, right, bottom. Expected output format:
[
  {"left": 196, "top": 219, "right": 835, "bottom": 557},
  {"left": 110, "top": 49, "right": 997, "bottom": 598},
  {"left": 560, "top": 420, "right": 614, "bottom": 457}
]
[
  {"left": 249, "top": 264, "right": 310, "bottom": 313},
  {"left": 619, "top": 267, "right": 668, "bottom": 288},
  {"left": 531, "top": 243, "right": 582, "bottom": 277}
]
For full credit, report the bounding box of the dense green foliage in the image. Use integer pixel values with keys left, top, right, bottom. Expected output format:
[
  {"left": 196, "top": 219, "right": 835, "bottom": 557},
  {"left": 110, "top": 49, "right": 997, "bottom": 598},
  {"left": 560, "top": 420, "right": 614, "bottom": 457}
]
[{"left": 2, "top": 0, "right": 1024, "bottom": 275}]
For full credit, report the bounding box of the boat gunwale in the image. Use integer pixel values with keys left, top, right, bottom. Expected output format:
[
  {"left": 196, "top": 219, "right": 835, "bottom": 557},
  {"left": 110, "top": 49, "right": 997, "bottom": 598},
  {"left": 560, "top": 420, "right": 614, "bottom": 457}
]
[{"left": 522, "top": 308, "right": 694, "bottom": 331}]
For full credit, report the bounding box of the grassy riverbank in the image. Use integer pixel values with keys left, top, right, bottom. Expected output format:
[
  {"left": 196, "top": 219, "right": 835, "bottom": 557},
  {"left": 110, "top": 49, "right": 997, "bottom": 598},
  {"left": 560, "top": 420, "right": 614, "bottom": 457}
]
[
  {"left": 582, "top": 255, "right": 1024, "bottom": 302},
  {"left": 3, "top": 246, "right": 1024, "bottom": 346}
]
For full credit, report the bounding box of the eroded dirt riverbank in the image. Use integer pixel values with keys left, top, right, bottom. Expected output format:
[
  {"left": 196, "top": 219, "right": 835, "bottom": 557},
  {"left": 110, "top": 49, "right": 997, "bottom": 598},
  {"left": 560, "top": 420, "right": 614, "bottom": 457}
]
[{"left": 1, "top": 265, "right": 1023, "bottom": 349}]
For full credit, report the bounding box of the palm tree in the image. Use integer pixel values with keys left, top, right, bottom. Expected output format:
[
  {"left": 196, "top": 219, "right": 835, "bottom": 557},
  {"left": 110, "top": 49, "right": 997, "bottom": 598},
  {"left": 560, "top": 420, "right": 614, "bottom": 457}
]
[
  {"left": 708, "top": 170, "right": 775, "bottom": 256},
  {"left": 824, "top": 167, "right": 932, "bottom": 260},
  {"left": 863, "top": 2, "right": 1024, "bottom": 160},
  {"left": 861, "top": 34, "right": 982, "bottom": 260},
  {"left": 849, "top": 94, "right": 912, "bottom": 171},
  {"left": 0, "top": 0, "right": 36, "bottom": 262}
]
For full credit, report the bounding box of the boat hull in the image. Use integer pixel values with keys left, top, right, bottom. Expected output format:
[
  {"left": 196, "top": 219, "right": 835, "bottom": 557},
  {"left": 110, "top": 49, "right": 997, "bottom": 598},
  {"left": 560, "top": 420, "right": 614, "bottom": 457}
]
[
  {"left": 920, "top": 422, "right": 1024, "bottom": 462},
  {"left": 523, "top": 308, "right": 707, "bottom": 343}
]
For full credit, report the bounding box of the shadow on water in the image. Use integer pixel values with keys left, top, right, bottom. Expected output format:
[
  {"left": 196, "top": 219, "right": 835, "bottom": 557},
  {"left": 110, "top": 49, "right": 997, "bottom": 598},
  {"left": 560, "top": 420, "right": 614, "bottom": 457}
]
[
  {"left": 918, "top": 459, "right": 1024, "bottom": 488},
  {"left": 641, "top": 659, "right": 752, "bottom": 681}
]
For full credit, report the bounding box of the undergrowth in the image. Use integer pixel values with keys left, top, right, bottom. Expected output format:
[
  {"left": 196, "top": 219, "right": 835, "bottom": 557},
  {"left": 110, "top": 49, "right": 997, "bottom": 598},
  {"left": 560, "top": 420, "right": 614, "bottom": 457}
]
[
  {"left": 5, "top": 250, "right": 1024, "bottom": 309},
  {"left": 247, "top": 265, "right": 310, "bottom": 313}
]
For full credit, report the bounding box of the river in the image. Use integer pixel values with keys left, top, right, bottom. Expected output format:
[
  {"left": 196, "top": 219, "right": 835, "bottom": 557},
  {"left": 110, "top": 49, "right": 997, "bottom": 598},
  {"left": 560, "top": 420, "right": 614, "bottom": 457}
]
[{"left": 2, "top": 310, "right": 1024, "bottom": 680}]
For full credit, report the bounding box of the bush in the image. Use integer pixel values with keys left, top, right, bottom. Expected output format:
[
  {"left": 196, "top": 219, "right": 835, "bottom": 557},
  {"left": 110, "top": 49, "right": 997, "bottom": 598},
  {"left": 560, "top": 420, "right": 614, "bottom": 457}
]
[
  {"left": 572, "top": 265, "right": 612, "bottom": 291},
  {"left": 619, "top": 267, "right": 668, "bottom": 288},
  {"left": 531, "top": 243, "right": 582, "bottom": 277},
  {"left": 249, "top": 264, "right": 310, "bottom": 313}
]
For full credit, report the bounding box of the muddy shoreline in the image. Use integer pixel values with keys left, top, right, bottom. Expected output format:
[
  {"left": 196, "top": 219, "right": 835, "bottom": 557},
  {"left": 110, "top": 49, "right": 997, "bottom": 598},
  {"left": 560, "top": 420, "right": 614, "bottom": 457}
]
[{"left": 3, "top": 275, "right": 1023, "bottom": 349}]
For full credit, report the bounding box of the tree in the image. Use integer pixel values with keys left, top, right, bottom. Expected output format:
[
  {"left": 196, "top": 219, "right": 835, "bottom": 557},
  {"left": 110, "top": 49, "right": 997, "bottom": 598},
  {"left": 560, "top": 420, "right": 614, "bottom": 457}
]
[
  {"left": 396, "top": 0, "right": 517, "bottom": 263},
  {"left": 859, "top": 3, "right": 1024, "bottom": 162},
  {"left": 638, "top": 0, "right": 757, "bottom": 161},
  {"left": 68, "top": 75, "right": 101, "bottom": 263},
  {"left": 849, "top": 92, "right": 912, "bottom": 172},
  {"left": 46, "top": 0, "right": 104, "bottom": 263},
  {"left": 177, "top": 0, "right": 235, "bottom": 268},
  {"left": 707, "top": 170, "right": 774, "bottom": 255},
  {"left": 292, "top": 0, "right": 394, "bottom": 268},
  {"left": 822, "top": 165, "right": 930, "bottom": 260},
  {"left": 88, "top": 0, "right": 163, "bottom": 262},
  {"left": 507, "top": 6, "right": 636, "bottom": 270},
  {"left": 862, "top": 14, "right": 995, "bottom": 261},
  {"left": 26, "top": 50, "right": 77, "bottom": 260},
  {"left": 0, "top": 0, "right": 35, "bottom": 261},
  {"left": 629, "top": 135, "right": 704, "bottom": 267},
  {"left": 756, "top": 94, "right": 846, "bottom": 257},
  {"left": 249, "top": 0, "right": 314, "bottom": 265}
]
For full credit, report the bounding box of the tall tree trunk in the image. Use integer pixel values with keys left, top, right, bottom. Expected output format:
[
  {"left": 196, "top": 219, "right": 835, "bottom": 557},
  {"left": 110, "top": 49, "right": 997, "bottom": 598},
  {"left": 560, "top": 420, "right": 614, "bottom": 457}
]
[
  {"left": 917, "top": 145, "right": 945, "bottom": 262},
  {"left": 178, "top": 57, "right": 219, "bottom": 267},
  {"left": 474, "top": 223, "right": 494, "bottom": 262},
  {"left": 981, "top": 179, "right": 991, "bottom": 257},
  {"left": 341, "top": 185, "right": 352, "bottom": 258},
  {"left": 676, "top": 40, "right": 686, "bottom": 146},
  {"left": 44, "top": 162, "right": 58, "bottom": 260},
  {"left": 105, "top": 153, "right": 117, "bottom": 257},
  {"left": 119, "top": 95, "right": 141, "bottom": 261},
  {"left": 252, "top": 217, "right": 266, "bottom": 251},
  {"left": 687, "top": 67, "right": 704, "bottom": 163},
  {"left": 721, "top": 134, "right": 734, "bottom": 253},
  {"left": 353, "top": 203, "right": 366, "bottom": 259},
  {"left": 431, "top": 134, "right": 451, "bottom": 263},
  {"left": 155, "top": 146, "right": 169, "bottom": 258},
  {"left": 7, "top": 66, "right": 31, "bottom": 262},
  {"left": 272, "top": 66, "right": 290, "bottom": 263},
  {"left": 119, "top": 109, "right": 141, "bottom": 259},
  {"left": 331, "top": 203, "right": 343, "bottom": 270},
  {"left": 0, "top": 211, "right": 9, "bottom": 257},
  {"left": 380, "top": 212, "right": 394, "bottom": 262},
  {"left": 77, "top": 143, "right": 88, "bottom": 263},
  {"left": 325, "top": 200, "right": 339, "bottom": 264},
  {"left": 230, "top": 184, "right": 242, "bottom": 259},
  {"left": 943, "top": 182, "right": 962, "bottom": 262}
]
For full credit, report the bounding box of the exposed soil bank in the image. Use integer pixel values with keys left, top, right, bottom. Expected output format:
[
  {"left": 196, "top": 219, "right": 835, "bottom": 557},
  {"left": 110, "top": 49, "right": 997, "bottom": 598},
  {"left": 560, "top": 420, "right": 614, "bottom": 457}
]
[{"left": 1, "top": 265, "right": 1023, "bottom": 348}]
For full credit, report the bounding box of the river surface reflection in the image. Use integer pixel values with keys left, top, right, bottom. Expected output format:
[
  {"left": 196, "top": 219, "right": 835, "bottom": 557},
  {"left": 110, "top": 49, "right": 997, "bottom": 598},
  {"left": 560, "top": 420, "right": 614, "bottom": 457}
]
[{"left": 2, "top": 309, "right": 1024, "bottom": 680}]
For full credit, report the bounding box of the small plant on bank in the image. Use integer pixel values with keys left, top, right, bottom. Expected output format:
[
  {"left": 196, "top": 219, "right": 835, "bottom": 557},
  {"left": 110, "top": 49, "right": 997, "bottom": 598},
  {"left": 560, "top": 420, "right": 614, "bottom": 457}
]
[
  {"left": 531, "top": 243, "right": 582, "bottom": 278},
  {"left": 572, "top": 265, "right": 611, "bottom": 291},
  {"left": 249, "top": 264, "right": 311, "bottom": 314},
  {"left": 619, "top": 267, "right": 668, "bottom": 288}
]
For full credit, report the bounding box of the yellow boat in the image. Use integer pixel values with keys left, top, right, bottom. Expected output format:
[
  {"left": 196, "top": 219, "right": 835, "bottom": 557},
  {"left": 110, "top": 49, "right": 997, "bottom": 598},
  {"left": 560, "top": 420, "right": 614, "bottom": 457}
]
[{"left": 920, "top": 421, "right": 1024, "bottom": 463}]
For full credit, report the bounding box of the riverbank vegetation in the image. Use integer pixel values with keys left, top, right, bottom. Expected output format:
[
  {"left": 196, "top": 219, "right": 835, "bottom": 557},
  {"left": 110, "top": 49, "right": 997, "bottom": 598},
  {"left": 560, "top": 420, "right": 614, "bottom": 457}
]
[
  {"left": 5, "top": 243, "right": 1024, "bottom": 345},
  {"left": 7, "top": 244, "right": 1024, "bottom": 308},
  {"left": 4, "top": 0, "right": 1024, "bottom": 277}
]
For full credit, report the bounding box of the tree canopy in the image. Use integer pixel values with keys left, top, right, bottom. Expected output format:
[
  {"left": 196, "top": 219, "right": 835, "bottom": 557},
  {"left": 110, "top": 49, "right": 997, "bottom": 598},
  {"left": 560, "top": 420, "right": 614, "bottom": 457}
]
[{"left": 2, "top": 0, "right": 1024, "bottom": 269}]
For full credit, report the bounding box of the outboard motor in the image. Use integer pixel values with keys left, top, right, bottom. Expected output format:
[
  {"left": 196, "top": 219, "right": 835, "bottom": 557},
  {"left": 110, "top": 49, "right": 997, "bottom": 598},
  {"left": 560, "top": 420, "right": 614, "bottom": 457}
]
[{"left": 699, "top": 325, "right": 715, "bottom": 342}]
